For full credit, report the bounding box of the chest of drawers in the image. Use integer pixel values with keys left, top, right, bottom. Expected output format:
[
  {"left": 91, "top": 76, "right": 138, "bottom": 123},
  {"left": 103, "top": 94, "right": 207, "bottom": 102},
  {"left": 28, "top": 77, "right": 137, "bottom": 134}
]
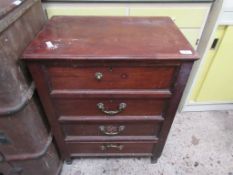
[{"left": 22, "top": 16, "right": 198, "bottom": 163}]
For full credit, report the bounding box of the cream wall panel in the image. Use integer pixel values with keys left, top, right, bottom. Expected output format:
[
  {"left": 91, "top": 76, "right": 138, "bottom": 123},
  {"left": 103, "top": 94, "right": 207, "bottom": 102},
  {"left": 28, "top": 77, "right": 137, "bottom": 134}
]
[
  {"left": 45, "top": 5, "right": 126, "bottom": 18},
  {"left": 180, "top": 28, "right": 200, "bottom": 48},
  {"left": 129, "top": 6, "right": 209, "bottom": 28}
]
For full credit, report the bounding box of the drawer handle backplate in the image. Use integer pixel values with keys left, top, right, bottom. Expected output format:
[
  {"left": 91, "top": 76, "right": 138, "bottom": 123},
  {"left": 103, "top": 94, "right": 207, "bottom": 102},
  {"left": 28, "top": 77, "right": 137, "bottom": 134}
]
[
  {"left": 99, "top": 125, "right": 125, "bottom": 136},
  {"left": 100, "top": 144, "right": 124, "bottom": 151},
  {"left": 97, "top": 102, "right": 127, "bottom": 115}
]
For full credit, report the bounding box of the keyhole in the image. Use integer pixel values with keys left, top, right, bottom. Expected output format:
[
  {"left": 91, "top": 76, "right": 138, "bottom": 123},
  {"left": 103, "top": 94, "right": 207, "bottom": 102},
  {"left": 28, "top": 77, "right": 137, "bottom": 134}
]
[{"left": 109, "top": 67, "right": 113, "bottom": 72}]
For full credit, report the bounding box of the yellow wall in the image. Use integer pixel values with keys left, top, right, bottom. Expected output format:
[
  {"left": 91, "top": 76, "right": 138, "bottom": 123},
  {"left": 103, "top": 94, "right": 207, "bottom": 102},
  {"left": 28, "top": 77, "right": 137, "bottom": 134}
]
[
  {"left": 46, "top": 7, "right": 126, "bottom": 17},
  {"left": 190, "top": 26, "right": 233, "bottom": 102},
  {"left": 45, "top": 5, "right": 208, "bottom": 29},
  {"left": 129, "top": 7, "right": 207, "bottom": 28}
]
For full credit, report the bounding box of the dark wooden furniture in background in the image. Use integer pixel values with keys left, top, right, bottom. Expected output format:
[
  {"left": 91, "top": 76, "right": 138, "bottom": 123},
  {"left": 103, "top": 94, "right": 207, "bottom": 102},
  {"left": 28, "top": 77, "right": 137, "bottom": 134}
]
[
  {"left": 22, "top": 16, "right": 198, "bottom": 163},
  {"left": 0, "top": 0, "right": 61, "bottom": 174}
]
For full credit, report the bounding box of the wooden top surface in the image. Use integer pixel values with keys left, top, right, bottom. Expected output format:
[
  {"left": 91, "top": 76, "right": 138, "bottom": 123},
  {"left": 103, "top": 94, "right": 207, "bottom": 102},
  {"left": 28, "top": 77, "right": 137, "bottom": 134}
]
[{"left": 22, "top": 16, "right": 199, "bottom": 61}]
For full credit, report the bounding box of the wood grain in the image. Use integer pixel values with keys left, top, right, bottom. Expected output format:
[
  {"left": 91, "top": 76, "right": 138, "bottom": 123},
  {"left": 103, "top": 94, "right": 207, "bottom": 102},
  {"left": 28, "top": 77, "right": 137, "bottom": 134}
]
[
  {"left": 22, "top": 16, "right": 198, "bottom": 162},
  {"left": 53, "top": 98, "right": 167, "bottom": 116},
  {"left": 22, "top": 16, "right": 198, "bottom": 60},
  {"left": 47, "top": 66, "right": 176, "bottom": 90},
  {"left": 67, "top": 141, "right": 157, "bottom": 154},
  {"left": 61, "top": 120, "right": 162, "bottom": 137}
]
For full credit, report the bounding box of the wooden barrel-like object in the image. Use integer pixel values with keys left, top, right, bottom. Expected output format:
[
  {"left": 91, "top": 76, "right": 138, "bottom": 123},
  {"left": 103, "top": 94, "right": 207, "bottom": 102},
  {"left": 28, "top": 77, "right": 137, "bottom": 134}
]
[{"left": 0, "top": 0, "right": 62, "bottom": 174}]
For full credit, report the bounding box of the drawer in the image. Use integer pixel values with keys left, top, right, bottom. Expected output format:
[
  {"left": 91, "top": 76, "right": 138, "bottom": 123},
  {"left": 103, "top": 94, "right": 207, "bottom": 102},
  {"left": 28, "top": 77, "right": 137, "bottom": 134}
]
[
  {"left": 67, "top": 141, "right": 155, "bottom": 155},
  {"left": 47, "top": 66, "right": 177, "bottom": 90},
  {"left": 61, "top": 120, "right": 162, "bottom": 137},
  {"left": 53, "top": 98, "right": 166, "bottom": 117}
]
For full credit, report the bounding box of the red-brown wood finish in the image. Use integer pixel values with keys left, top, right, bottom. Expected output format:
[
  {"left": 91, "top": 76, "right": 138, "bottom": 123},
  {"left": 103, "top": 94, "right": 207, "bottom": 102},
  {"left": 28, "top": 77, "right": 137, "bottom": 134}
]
[
  {"left": 22, "top": 16, "right": 198, "bottom": 60},
  {"left": 67, "top": 141, "right": 156, "bottom": 155},
  {"left": 61, "top": 120, "right": 162, "bottom": 137},
  {"left": 22, "top": 16, "right": 198, "bottom": 163},
  {"left": 53, "top": 97, "right": 166, "bottom": 117},
  {"left": 47, "top": 66, "right": 176, "bottom": 90},
  {"left": 151, "top": 62, "right": 194, "bottom": 163}
]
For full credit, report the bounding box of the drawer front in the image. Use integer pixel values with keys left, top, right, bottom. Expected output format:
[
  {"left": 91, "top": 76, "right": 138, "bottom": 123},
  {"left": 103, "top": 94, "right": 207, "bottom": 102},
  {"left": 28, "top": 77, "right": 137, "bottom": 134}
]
[
  {"left": 67, "top": 141, "right": 155, "bottom": 154},
  {"left": 62, "top": 121, "right": 161, "bottom": 137},
  {"left": 47, "top": 66, "right": 176, "bottom": 90},
  {"left": 54, "top": 98, "right": 166, "bottom": 117}
]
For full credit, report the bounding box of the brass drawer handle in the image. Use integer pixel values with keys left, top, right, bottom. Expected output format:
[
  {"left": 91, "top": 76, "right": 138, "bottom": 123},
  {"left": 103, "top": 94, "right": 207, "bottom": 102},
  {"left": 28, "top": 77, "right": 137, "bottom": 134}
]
[
  {"left": 96, "top": 102, "right": 127, "bottom": 115},
  {"left": 100, "top": 144, "right": 124, "bottom": 151},
  {"left": 99, "top": 125, "right": 125, "bottom": 136},
  {"left": 95, "top": 72, "right": 103, "bottom": 81}
]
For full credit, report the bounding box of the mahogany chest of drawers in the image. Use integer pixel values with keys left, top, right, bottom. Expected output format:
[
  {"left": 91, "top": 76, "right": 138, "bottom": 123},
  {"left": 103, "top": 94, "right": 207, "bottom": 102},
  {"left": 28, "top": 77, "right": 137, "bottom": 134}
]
[{"left": 22, "top": 16, "right": 198, "bottom": 163}]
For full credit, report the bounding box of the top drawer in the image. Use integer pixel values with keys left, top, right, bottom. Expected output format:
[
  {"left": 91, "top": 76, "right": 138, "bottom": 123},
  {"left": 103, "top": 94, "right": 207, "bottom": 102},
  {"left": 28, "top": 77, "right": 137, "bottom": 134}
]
[{"left": 47, "top": 65, "right": 177, "bottom": 91}]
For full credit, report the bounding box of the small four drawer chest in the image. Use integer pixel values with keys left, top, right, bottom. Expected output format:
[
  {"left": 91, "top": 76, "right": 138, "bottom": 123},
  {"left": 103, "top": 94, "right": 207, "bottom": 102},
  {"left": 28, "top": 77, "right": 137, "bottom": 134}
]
[{"left": 22, "top": 16, "right": 198, "bottom": 163}]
